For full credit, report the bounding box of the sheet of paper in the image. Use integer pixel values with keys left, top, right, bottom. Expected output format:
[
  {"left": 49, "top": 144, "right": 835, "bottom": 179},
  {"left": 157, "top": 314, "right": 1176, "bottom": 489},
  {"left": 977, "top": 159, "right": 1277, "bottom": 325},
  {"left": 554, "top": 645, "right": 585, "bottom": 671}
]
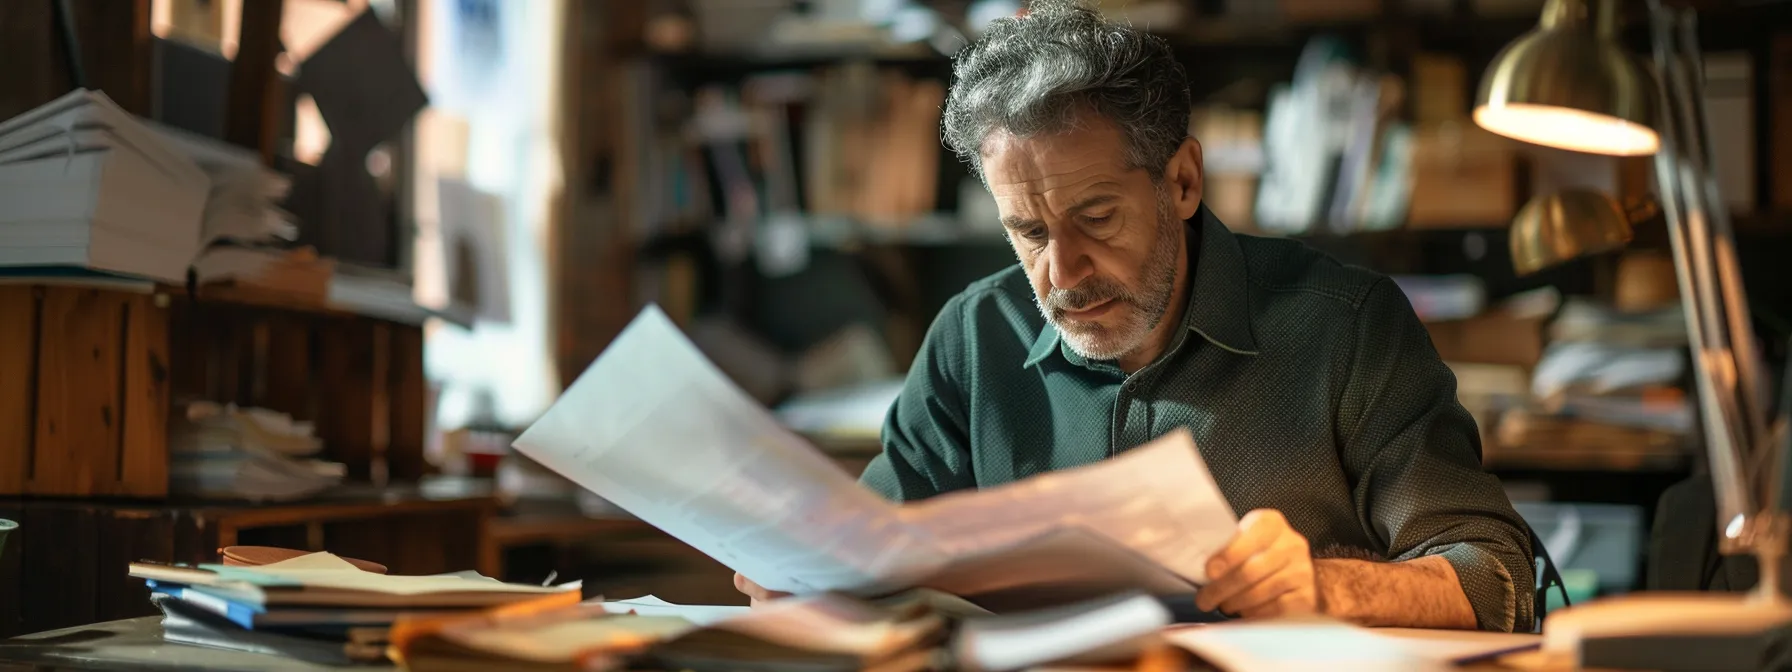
[
  {"left": 956, "top": 592, "right": 1170, "bottom": 672},
  {"left": 918, "top": 528, "right": 1198, "bottom": 612},
  {"left": 1163, "top": 620, "right": 1526, "bottom": 672},
  {"left": 209, "top": 551, "right": 570, "bottom": 596},
  {"left": 1371, "top": 628, "right": 1542, "bottom": 663},
  {"left": 513, "top": 305, "right": 945, "bottom": 594},
  {"left": 600, "top": 595, "right": 751, "bottom": 627},
  {"left": 898, "top": 429, "right": 1238, "bottom": 584}
]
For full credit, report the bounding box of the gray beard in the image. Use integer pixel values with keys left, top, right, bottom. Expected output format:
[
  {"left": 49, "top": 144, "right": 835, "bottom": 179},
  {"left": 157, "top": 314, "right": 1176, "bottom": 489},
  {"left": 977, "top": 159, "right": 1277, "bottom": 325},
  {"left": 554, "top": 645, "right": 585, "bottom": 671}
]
[{"left": 1037, "top": 194, "right": 1182, "bottom": 362}]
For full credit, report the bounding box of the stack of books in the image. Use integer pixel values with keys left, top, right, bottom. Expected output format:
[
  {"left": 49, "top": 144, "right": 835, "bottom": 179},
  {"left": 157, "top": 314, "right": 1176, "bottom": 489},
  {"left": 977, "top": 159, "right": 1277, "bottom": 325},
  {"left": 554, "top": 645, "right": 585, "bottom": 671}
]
[
  {"left": 130, "top": 552, "right": 578, "bottom": 665},
  {"left": 0, "top": 89, "right": 209, "bottom": 283}
]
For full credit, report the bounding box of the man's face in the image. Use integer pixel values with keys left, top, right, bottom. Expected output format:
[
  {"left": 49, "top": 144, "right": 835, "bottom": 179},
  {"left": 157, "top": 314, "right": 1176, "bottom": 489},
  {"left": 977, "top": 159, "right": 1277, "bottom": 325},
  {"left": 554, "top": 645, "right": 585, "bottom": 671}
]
[{"left": 982, "top": 117, "right": 1185, "bottom": 361}]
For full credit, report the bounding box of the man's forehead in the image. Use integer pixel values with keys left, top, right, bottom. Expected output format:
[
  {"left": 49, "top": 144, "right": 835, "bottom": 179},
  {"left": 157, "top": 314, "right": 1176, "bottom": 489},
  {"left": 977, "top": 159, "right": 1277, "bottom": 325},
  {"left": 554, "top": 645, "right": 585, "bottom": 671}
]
[{"left": 981, "top": 127, "right": 1132, "bottom": 202}]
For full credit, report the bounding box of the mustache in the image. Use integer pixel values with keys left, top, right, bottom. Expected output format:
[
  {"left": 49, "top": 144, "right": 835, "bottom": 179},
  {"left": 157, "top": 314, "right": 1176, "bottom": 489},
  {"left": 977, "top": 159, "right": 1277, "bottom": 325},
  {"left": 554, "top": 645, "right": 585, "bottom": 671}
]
[{"left": 1042, "top": 276, "right": 1132, "bottom": 316}]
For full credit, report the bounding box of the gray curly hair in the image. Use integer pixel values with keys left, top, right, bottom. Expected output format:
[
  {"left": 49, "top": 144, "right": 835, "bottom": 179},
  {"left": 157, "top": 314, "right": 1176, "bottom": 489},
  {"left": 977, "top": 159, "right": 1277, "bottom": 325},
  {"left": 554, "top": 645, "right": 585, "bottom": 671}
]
[{"left": 942, "top": 0, "right": 1192, "bottom": 182}]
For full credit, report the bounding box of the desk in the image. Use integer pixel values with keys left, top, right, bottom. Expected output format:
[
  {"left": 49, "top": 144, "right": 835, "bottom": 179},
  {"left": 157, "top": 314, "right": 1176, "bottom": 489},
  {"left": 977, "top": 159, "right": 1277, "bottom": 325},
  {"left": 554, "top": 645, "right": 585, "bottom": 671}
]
[{"left": 1, "top": 617, "right": 1568, "bottom": 672}]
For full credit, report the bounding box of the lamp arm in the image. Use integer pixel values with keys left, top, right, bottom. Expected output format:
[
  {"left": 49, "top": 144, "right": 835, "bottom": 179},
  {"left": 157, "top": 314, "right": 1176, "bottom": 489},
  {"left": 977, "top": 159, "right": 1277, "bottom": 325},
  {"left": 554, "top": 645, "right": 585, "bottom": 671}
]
[
  {"left": 1643, "top": 0, "right": 1779, "bottom": 554},
  {"left": 1671, "top": 13, "right": 1776, "bottom": 462}
]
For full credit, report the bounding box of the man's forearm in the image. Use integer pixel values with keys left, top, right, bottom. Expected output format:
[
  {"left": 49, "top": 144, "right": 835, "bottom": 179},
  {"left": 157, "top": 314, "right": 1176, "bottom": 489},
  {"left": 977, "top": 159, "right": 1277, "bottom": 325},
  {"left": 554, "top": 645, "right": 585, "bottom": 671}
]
[{"left": 1315, "top": 555, "right": 1477, "bottom": 629}]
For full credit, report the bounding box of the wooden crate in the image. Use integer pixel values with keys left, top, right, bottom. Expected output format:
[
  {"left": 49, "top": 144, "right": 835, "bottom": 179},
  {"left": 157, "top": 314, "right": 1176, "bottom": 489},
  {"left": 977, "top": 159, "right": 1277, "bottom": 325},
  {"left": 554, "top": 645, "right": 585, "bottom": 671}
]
[
  {"left": 168, "top": 297, "right": 429, "bottom": 484},
  {"left": 0, "top": 283, "right": 430, "bottom": 497},
  {"left": 0, "top": 286, "right": 170, "bottom": 498}
]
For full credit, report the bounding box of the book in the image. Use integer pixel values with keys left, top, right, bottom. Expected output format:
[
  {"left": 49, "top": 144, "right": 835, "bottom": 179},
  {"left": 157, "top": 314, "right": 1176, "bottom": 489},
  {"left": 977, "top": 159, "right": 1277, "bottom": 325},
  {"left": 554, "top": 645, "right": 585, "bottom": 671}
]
[
  {"left": 513, "top": 306, "right": 1240, "bottom": 612},
  {"left": 130, "top": 551, "right": 577, "bottom": 608},
  {"left": 154, "top": 594, "right": 388, "bottom": 665},
  {"left": 150, "top": 582, "right": 457, "bottom": 630}
]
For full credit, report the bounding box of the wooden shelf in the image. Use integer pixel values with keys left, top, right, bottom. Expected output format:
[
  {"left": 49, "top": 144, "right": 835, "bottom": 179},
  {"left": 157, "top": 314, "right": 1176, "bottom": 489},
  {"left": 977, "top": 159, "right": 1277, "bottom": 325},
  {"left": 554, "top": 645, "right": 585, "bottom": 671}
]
[
  {"left": 185, "top": 279, "right": 474, "bottom": 328},
  {"left": 0, "top": 494, "right": 497, "bottom": 638}
]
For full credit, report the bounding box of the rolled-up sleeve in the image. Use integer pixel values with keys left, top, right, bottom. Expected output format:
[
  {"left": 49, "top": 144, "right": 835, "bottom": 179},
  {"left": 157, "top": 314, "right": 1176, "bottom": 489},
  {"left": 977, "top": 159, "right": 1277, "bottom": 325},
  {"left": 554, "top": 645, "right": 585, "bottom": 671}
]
[
  {"left": 1337, "top": 278, "right": 1536, "bottom": 632},
  {"left": 858, "top": 295, "right": 976, "bottom": 503}
]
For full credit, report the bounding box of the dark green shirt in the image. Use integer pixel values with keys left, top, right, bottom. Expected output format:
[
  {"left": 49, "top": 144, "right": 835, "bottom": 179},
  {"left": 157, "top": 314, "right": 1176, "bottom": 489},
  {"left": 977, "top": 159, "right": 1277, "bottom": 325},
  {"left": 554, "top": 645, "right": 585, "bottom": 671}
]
[{"left": 859, "top": 209, "right": 1535, "bottom": 632}]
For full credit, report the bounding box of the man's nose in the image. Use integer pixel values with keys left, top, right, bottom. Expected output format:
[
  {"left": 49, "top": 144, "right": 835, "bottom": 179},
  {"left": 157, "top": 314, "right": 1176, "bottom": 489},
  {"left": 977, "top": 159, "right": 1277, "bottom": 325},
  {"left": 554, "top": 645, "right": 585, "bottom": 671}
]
[{"left": 1045, "top": 234, "right": 1094, "bottom": 290}]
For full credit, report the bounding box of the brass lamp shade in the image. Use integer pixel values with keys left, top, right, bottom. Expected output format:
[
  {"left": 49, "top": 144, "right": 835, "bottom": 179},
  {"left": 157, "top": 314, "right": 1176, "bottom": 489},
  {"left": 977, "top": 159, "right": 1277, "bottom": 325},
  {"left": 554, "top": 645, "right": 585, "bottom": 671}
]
[
  {"left": 1511, "top": 189, "right": 1634, "bottom": 275},
  {"left": 1473, "top": 0, "right": 1661, "bottom": 156}
]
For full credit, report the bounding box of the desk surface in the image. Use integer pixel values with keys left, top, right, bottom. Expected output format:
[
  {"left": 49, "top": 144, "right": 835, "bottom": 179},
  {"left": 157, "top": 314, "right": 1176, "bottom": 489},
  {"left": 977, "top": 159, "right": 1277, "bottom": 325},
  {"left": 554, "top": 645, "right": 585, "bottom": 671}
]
[{"left": 0, "top": 617, "right": 1561, "bottom": 672}]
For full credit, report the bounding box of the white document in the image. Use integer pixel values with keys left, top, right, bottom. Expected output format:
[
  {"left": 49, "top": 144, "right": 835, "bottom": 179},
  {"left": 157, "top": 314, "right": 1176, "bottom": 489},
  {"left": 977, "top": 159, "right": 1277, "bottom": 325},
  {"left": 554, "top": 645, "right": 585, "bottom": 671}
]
[
  {"left": 599, "top": 595, "right": 750, "bottom": 627},
  {"left": 513, "top": 305, "right": 938, "bottom": 594},
  {"left": 955, "top": 592, "right": 1171, "bottom": 672},
  {"left": 514, "top": 306, "right": 1240, "bottom": 606},
  {"left": 899, "top": 431, "right": 1237, "bottom": 584},
  {"left": 1163, "top": 620, "right": 1541, "bottom": 672}
]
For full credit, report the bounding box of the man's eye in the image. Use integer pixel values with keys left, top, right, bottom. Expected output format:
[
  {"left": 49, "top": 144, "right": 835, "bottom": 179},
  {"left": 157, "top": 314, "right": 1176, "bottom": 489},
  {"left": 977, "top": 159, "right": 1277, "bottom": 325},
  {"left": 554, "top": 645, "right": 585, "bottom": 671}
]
[
  {"left": 1018, "top": 228, "right": 1048, "bottom": 241},
  {"left": 1085, "top": 213, "right": 1114, "bottom": 225}
]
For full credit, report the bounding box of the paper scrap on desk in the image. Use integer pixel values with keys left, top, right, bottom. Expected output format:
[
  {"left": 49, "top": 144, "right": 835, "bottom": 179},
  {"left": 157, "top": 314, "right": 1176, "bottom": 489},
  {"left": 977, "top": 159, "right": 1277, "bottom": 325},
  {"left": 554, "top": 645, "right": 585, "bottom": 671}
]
[
  {"left": 1371, "top": 628, "right": 1541, "bottom": 663},
  {"left": 600, "top": 595, "right": 750, "bottom": 627},
  {"left": 211, "top": 552, "right": 571, "bottom": 596},
  {"left": 1162, "top": 620, "right": 1538, "bottom": 672},
  {"left": 513, "top": 305, "right": 939, "bottom": 594}
]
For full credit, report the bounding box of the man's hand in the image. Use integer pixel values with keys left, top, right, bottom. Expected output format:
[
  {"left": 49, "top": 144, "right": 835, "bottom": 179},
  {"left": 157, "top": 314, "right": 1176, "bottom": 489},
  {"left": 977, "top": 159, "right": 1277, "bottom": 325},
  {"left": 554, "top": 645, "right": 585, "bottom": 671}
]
[
  {"left": 1194, "top": 509, "right": 1319, "bottom": 619},
  {"left": 732, "top": 573, "right": 792, "bottom": 607}
]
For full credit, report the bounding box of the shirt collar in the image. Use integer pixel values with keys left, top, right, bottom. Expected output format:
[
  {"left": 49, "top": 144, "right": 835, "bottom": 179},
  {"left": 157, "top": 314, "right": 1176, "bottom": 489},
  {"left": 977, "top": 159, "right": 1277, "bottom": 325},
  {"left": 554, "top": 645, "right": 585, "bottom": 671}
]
[{"left": 1024, "top": 206, "right": 1260, "bottom": 369}]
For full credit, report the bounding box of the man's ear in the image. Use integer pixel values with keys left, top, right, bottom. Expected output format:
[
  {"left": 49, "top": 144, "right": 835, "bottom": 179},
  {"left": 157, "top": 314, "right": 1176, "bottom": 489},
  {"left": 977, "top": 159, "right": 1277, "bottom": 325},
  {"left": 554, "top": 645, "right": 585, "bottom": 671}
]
[{"left": 1162, "top": 137, "right": 1204, "bottom": 221}]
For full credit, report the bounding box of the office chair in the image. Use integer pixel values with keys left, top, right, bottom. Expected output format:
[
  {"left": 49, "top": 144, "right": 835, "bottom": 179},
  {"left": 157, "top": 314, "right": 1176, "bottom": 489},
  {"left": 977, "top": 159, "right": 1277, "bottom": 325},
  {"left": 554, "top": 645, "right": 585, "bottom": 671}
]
[{"left": 1531, "top": 521, "right": 1572, "bottom": 633}]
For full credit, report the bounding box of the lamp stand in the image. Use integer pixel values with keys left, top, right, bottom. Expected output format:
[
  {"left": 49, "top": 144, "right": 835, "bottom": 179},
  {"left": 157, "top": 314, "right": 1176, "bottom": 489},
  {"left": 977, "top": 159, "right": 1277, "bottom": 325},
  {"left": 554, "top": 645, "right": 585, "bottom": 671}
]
[{"left": 1527, "top": 3, "right": 1792, "bottom": 669}]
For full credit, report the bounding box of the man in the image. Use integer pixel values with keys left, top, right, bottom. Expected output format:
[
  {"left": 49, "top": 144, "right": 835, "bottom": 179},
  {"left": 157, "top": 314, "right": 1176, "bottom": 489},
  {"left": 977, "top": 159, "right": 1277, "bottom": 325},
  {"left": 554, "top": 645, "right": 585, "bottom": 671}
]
[{"left": 738, "top": 0, "right": 1535, "bottom": 632}]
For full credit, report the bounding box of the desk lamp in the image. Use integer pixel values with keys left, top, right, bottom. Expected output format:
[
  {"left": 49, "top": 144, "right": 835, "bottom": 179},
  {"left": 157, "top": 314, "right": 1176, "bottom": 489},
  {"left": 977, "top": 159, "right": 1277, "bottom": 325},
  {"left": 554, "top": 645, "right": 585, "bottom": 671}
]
[{"left": 1475, "top": 0, "right": 1792, "bottom": 665}]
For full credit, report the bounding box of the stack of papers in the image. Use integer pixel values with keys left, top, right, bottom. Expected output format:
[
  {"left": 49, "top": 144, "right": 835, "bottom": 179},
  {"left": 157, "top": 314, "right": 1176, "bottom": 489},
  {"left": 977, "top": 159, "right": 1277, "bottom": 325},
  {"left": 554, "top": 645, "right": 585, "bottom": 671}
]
[
  {"left": 394, "top": 592, "right": 942, "bottom": 672},
  {"left": 133, "top": 551, "right": 579, "bottom": 665},
  {"left": 0, "top": 89, "right": 208, "bottom": 283},
  {"left": 152, "top": 118, "right": 329, "bottom": 302},
  {"left": 168, "top": 401, "right": 345, "bottom": 502},
  {"left": 151, "top": 120, "right": 297, "bottom": 245},
  {"left": 514, "top": 306, "right": 1240, "bottom": 612}
]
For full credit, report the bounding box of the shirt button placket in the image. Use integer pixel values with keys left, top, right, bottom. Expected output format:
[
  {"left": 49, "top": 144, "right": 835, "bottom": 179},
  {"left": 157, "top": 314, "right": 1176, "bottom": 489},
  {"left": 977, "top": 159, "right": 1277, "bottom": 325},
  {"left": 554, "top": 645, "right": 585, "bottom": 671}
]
[
  {"left": 1108, "top": 377, "right": 1130, "bottom": 458},
  {"left": 1112, "top": 376, "right": 1149, "bottom": 456}
]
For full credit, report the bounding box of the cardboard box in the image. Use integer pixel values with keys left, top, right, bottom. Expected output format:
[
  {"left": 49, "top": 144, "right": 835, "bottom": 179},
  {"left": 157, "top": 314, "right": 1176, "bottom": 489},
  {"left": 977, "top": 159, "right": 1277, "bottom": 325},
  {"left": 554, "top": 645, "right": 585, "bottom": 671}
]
[
  {"left": 1407, "top": 125, "right": 1521, "bottom": 228},
  {"left": 1423, "top": 309, "right": 1546, "bottom": 367}
]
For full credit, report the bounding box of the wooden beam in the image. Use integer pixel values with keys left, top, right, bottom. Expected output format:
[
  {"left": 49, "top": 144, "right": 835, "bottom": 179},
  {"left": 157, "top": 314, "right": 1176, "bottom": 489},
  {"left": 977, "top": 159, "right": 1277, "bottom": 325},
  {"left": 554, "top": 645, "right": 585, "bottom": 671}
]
[
  {"left": 0, "top": 288, "right": 35, "bottom": 495},
  {"left": 31, "top": 288, "right": 127, "bottom": 496},
  {"left": 118, "top": 293, "right": 170, "bottom": 498},
  {"left": 226, "top": 0, "right": 285, "bottom": 164},
  {"left": 0, "top": 0, "right": 150, "bottom": 121}
]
